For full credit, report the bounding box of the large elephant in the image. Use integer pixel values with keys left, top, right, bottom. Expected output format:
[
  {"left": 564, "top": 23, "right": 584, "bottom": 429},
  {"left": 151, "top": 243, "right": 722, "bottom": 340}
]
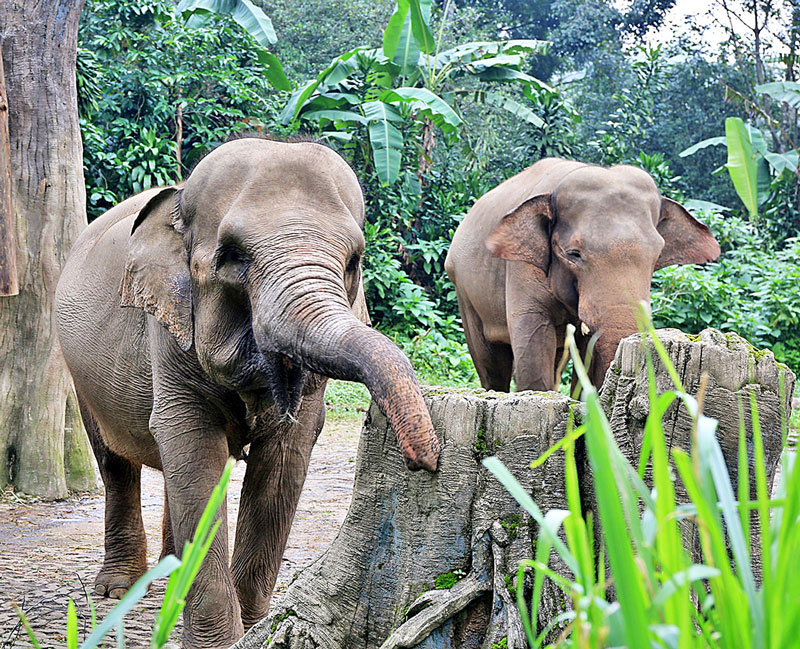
[
  {"left": 55, "top": 137, "right": 440, "bottom": 648},
  {"left": 445, "top": 158, "right": 721, "bottom": 391}
]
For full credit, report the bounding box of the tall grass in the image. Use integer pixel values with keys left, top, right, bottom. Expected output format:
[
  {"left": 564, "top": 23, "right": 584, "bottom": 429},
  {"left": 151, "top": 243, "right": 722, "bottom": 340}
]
[
  {"left": 14, "top": 457, "right": 235, "bottom": 649},
  {"left": 484, "top": 317, "right": 798, "bottom": 648}
]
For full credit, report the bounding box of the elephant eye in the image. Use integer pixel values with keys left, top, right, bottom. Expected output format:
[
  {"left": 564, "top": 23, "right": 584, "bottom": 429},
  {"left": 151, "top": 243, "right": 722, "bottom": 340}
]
[
  {"left": 214, "top": 244, "right": 250, "bottom": 276},
  {"left": 346, "top": 255, "right": 360, "bottom": 274},
  {"left": 565, "top": 249, "right": 582, "bottom": 261}
]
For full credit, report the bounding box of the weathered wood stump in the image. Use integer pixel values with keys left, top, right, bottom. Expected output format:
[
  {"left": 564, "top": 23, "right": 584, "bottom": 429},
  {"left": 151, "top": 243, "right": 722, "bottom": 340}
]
[
  {"left": 597, "top": 328, "right": 794, "bottom": 576},
  {"left": 235, "top": 388, "right": 577, "bottom": 649},
  {"left": 237, "top": 328, "right": 792, "bottom": 649}
]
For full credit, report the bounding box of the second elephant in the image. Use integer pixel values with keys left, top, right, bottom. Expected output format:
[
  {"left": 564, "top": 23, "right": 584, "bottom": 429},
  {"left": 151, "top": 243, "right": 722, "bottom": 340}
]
[{"left": 445, "top": 158, "right": 721, "bottom": 391}]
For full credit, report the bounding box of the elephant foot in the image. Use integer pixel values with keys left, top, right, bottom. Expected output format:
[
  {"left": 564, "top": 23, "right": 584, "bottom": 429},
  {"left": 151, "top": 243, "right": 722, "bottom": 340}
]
[
  {"left": 183, "top": 624, "right": 244, "bottom": 649},
  {"left": 94, "top": 563, "right": 147, "bottom": 599}
]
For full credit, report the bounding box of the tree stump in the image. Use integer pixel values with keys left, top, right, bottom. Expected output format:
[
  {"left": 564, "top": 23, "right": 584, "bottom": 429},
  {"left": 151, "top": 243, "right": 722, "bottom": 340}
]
[
  {"left": 235, "top": 388, "right": 578, "bottom": 649},
  {"left": 238, "top": 328, "right": 793, "bottom": 648},
  {"left": 597, "top": 327, "right": 793, "bottom": 575}
]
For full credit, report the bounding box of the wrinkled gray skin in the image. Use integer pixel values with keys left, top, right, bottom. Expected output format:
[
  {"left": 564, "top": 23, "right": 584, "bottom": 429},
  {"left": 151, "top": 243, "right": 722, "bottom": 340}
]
[
  {"left": 445, "top": 158, "right": 721, "bottom": 390},
  {"left": 55, "top": 138, "right": 440, "bottom": 648}
]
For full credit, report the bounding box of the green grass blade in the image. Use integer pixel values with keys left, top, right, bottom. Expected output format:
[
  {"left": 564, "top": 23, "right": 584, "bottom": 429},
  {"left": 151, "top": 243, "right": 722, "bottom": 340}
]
[
  {"left": 67, "top": 599, "right": 78, "bottom": 649},
  {"left": 673, "top": 449, "right": 752, "bottom": 648},
  {"left": 12, "top": 605, "right": 43, "bottom": 649},
  {"left": 698, "top": 413, "right": 761, "bottom": 633},
  {"left": 749, "top": 391, "right": 770, "bottom": 646},
  {"left": 528, "top": 509, "right": 570, "bottom": 647},
  {"left": 79, "top": 556, "right": 180, "bottom": 649},
  {"left": 737, "top": 396, "right": 750, "bottom": 553},
  {"left": 583, "top": 390, "right": 652, "bottom": 649},
  {"left": 152, "top": 458, "right": 234, "bottom": 647},
  {"left": 529, "top": 423, "right": 585, "bottom": 470}
]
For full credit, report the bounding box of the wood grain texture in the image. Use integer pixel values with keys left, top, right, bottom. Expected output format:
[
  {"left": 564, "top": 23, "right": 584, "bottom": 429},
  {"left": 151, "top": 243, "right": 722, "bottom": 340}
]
[
  {"left": 236, "top": 387, "right": 578, "bottom": 649},
  {"left": 0, "top": 51, "right": 17, "bottom": 297},
  {"left": 596, "top": 327, "right": 793, "bottom": 579}
]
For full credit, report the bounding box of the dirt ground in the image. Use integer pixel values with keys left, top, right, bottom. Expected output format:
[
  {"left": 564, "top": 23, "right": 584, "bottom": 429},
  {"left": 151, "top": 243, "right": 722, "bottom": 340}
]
[{"left": 0, "top": 414, "right": 363, "bottom": 649}]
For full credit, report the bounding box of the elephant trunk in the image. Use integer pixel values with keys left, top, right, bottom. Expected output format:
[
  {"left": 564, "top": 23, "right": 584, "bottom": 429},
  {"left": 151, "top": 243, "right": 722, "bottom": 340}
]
[
  {"left": 251, "top": 269, "right": 440, "bottom": 472},
  {"left": 578, "top": 302, "right": 642, "bottom": 388}
]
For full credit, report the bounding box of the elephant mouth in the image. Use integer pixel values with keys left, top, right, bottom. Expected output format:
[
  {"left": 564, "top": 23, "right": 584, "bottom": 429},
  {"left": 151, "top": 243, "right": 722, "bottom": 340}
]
[{"left": 263, "top": 352, "right": 308, "bottom": 421}]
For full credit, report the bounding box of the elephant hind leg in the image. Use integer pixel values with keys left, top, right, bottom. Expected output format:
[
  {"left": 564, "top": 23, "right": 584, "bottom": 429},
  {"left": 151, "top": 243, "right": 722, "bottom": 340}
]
[
  {"left": 77, "top": 394, "right": 148, "bottom": 599},
  {"left": 457, "top": 292, "right": 513, "bottom": 392}
]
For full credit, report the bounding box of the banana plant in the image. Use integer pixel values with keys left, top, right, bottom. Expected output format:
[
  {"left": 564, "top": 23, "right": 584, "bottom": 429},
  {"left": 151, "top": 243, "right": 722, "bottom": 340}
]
[
  {"left": 281, "top": 0, "right": 551, "bottom": 184},
  {"left": 176, "top": 0, "right": 290, "bottom": 90},
  {"left": 680, "top": 116, "right": 798, "bottom": 220}
]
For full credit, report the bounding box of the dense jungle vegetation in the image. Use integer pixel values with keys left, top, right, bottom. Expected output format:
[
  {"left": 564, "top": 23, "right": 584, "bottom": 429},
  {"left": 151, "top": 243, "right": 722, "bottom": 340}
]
[{"left": 77, "top": 0, "right": 800, "bottom": 383}]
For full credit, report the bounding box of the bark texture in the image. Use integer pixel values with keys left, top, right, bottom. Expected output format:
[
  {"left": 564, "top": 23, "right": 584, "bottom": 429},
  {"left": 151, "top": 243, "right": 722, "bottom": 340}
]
[
  {"left": 0, "top": 52, "right": 17, "bottom": 297},
  {"left": 0, "top": 1, "right": 95, "bottom": 498},
  {"left": 597, "top": 327, "right": 793, "bottom": 575},
  {"left": 236, "top": 388, "right": 578, "bottom": 649},
  {"left": 237, "top": 328, "right": 791, "bottom": 649}
]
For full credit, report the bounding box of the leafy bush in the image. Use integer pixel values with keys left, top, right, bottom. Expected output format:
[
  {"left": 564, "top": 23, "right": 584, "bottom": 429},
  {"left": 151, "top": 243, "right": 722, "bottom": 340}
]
[
  {"left": 652, "top": 210, "right": 800, "bottom": 371},
  {"left": 486, "top": 320, "right": 797, "bottom": 648},
  {"left": 79, "top": 0, "right": 286, "bottom": 219}
]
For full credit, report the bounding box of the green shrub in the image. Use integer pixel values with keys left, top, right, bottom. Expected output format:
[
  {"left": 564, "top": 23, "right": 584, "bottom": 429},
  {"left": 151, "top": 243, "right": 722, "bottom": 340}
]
[
  {"left": 652, "top": 210, "right": 800, "bottom": 371},
  {"left": 79, "top": 0, "right": 287, "bottom": 219}
]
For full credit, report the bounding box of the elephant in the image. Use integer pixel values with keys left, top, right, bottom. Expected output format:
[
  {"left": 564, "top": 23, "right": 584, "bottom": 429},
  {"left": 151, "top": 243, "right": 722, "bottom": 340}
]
[
  {"left": 54, "top": 137, "right": 440, "bottom": 648},
  {"left": 445, "top": 158, "right": 721, "bottom": 391}
]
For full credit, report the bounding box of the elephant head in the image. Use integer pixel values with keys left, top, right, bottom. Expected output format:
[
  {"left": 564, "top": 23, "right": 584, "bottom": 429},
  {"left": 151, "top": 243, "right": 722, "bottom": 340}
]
[
  {"left": 487, "top": 164, "right": 720, "bottom": 387},
  {"left": 119, "top": 137, "right": 439, "bottom": 471}
]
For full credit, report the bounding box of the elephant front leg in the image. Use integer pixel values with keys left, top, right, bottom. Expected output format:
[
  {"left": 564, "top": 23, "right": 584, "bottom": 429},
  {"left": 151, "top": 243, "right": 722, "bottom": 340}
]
[
  {"left": 153, "top": 405, "right": 244, "bottom": 649},
  {"left": 508, "top": 310, "right": 559, "bottom": 392},
  {"left": 231, "top": 390, "right": 326, "bottom": 629}
]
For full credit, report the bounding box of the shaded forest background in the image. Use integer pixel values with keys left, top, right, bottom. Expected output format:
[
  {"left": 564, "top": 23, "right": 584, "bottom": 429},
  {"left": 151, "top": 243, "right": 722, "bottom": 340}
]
[{"left": 77, "top": 0, "right": 800, "bottom": 381}]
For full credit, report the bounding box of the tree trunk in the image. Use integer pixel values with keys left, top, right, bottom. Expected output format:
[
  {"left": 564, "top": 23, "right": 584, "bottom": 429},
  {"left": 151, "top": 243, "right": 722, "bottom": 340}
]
[
  {"left": 237, "top": 328, "right": 791, "bottom": 648},
  {"left": 0, "top": 0, "right": 95, "bottom": 498},
  {"left": 0, "top": 52, "right": 18, "bottom": 297}
]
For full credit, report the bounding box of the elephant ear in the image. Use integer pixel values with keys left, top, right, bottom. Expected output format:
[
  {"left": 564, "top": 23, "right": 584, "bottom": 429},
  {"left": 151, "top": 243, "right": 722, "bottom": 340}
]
[
  {"left": 119, "top": 187, "right": 193, "bottom": 352},
  {"left": 486, "top": 194, "right": 553, "bottom": 272},
  {"left": 655, "top": 198, "right": 721, "bottom": 270}
]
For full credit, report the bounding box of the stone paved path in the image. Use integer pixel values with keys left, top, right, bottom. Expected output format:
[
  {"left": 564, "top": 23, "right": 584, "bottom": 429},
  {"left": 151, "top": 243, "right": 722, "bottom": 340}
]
[{"left": 0, "top": 416, "right": 362, "bottom": 649}]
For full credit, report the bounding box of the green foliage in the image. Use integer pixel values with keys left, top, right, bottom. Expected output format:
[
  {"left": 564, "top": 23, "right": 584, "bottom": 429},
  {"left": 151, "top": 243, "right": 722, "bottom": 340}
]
[
  {"left": 15, "top": 458, "right": 234, "bottom": 649},
  {"left": 500, "top": 513, "right": 521, "bottom": 541},
  {"left": 324, "top": 380, "right": 371, "bottom": 417},
  {"left": 474, "top": 428, "right": 490, "bottom": 457},
  {"left": 283, "top": 10, "right": 550, "bottom": 184},
  {"left": 434, "top": 568, "right": 466, "bottom": 589},
  {"left": 652, "top": 210, "right": 800, "bottom": 371},
  {"left": 681, "top": 113, "right": 799, "bottom": 240},
  {"left": 79, "top": 0, "right": 287, "bottom": 219},
  {"left": 485, "top": 319, "right": 797, "bottom": 648},
  {"left": 586, "top": 44, "right": 667, "bottom": 166}
]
